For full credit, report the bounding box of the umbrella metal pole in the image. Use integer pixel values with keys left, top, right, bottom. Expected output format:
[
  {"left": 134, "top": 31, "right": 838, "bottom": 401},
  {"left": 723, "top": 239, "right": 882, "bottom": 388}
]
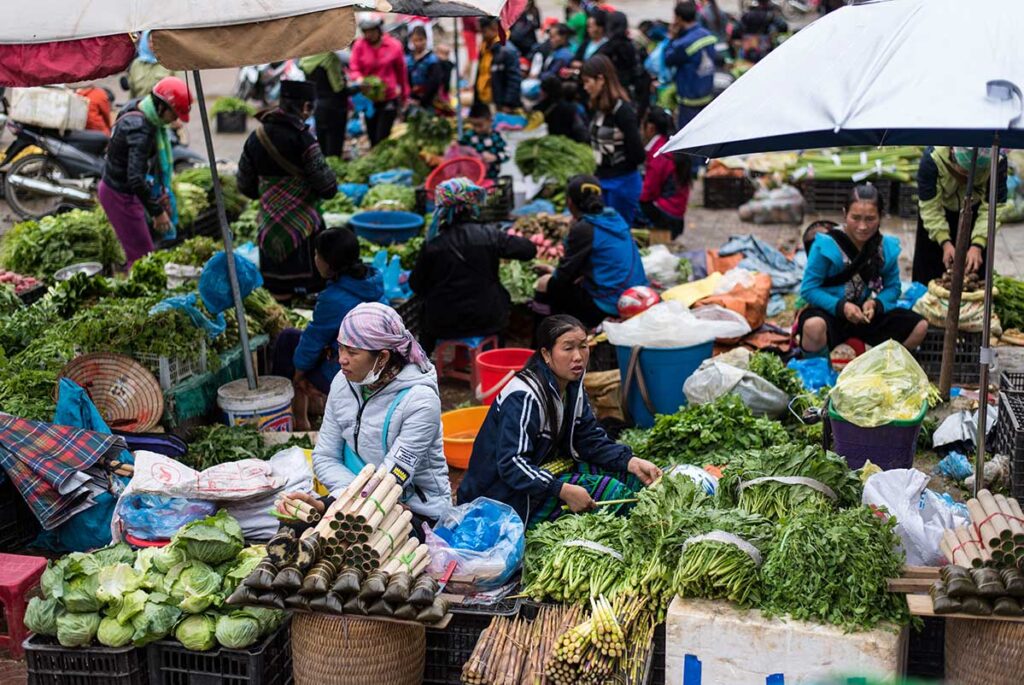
[
  {"left": 939, "top": 147, "right": 979, "bottom": 399},
  {"left": 192, "top": 70, "right": 258, "bottom": 391},
  {"left": 454, "top": 17, "right": 463, "bottom": 139},
  {"left": 975, "top": 135, "right": 1000, "bottom": 495}
]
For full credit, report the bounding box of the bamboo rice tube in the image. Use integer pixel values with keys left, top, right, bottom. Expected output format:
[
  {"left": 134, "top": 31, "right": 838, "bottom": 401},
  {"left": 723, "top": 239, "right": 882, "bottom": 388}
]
[
  {"left": 357, "top": 476, "right": 398, "bottom": 522},
  {"left": 942, "top": 529, "right": 960, "bottom": 565},
  {"left": 360, "top": 463, "right": 390, "bottom": 497},
  {"left": 967, "top": 498, "right": 1000, "bottom": 551},
  {"left": 365, "top": 483, "right": 403, "bottom": 531},
  {"left": 953, "top": 526, "right": 982, "bottom": 568},
  {"left": 977, "top": 490, "right": 1012, "bottom": 545},
  {"left": 410, "top": 552, "right": 430, "bottom": 578},
  {"left": 370, "top": 509, "right": 412, "bottom": 549},
  {"left": 382, "top": 537, "right": 419, "bottom": 574},
  {"left": 334, "top": 464, "right": 376, "bottom": 508},
  {"left": 385, "top": 542, "right": 428, "bottom": 576},
  {"left": 371, "top": 524, "right": 412, "bottom": 559},
  {"left": 995, "top": 494, "right": 1024, "bottom": 542}
]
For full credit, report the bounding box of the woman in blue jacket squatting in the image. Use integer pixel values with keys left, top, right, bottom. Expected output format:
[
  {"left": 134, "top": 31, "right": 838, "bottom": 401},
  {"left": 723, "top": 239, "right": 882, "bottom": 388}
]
[
  {"left": 457, "top": 315, "right": 662, "bottom": 527},
  {"left": 797, "top": 183, "right": 928, "bottom": 354}
]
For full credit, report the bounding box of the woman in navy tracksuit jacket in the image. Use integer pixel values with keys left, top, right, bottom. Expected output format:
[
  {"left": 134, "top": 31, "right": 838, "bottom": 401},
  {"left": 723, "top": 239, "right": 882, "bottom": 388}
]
[{"left": 457, "top": 315, "right": 661, "bottom": 527}]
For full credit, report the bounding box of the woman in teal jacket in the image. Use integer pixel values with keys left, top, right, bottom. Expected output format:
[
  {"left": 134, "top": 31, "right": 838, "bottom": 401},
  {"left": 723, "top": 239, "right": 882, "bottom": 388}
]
[{"left": 797, "top": 183, "right": 928, "bottom": 354}]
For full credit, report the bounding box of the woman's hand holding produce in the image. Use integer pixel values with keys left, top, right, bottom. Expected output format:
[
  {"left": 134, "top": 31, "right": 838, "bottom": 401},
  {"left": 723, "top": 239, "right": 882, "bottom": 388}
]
[
  {"left": 843, "top": 301, "right": 867, "bottom": 324},
  {"left": 560, "top": 483, "right": 596, "bottom": 513},
  {"left": 627, "top": 457, "right": 662, "bottom": 486},
  {"left": 276, "top": 492, "right": 324, "bottom": 517}
]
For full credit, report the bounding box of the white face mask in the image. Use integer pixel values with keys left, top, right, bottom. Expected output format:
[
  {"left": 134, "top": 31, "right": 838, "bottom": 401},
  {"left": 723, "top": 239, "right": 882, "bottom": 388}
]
[{"left": 351, "top": 355, "right": 384, "bottom": 386}]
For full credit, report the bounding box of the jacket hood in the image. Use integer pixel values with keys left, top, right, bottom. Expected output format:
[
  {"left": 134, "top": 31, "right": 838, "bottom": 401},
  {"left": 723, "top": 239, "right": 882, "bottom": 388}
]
[
  {"left": 334, "top": 267, "right": 385, "bottom": 301},
  {"left": 384, "top": 361, "right": 440, "bottom": 395},
  {"left": 606, "top": 11, "right": 629, "bottom": 40},
  {"left": 586, "top": 207, "right": 631, "bottom": 238}
]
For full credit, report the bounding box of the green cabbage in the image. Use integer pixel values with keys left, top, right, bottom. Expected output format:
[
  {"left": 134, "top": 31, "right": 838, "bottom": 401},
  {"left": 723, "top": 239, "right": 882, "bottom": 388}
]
[
  {"left": 130, "top": 593, "right": 182, "bottom": 647},
  {"left": 237, "top": 607, "right": 284, "bottom": 636},
  {"left": 152, "top": 543, "right": 187, "bottom": 574},
  {"left": 61, "top": 552, "right": 100, "bottom": 579},
  {"left": 91, "top": 542, "right": 136, "bottom": 567},
  {"left": 116, "top": 589, "right": 149, "bottom": 625},
  {"left": 221, "top": 546, "right": 266, "bottom": 596},
  {"left": 165, "top": 560, "right": 222, "bottom": 614},
  {"left": 175, "top": 613, "right": 218, "bottom": 651},
  {"left": 97, "top": 616, "right": 134, "bottom": 647},
  {"left": 96, "top": 563, "right": 143, "bottom": 604},
  {"left": 40, "top": 563, "right": 65, "bottom": 600},
  {"left": 215, "top": 612, "right": 261, "bottom": 649},
  {"left": 134, "top": 547, "right": 160, "bottom": 574},
  {"left": 62, "top": 573, "right": 101, "bottom": 613},
  {"left": 173, "top": 511, "right": 244, "bottom": 564},
  {"left": 24, "top": 597, "right": 63, "bottom": 636},
  {"left": 56, "top": 612, "right": 102, "bottom": 647}
]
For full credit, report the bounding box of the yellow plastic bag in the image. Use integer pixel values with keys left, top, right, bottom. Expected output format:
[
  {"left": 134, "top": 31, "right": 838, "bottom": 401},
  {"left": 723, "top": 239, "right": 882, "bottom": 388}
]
[
  {"left": 661, "top": 273, "right": 723, "bottom": 308},
  {"left": 830, "top": 340, "right": 930, "bottom": 427}
]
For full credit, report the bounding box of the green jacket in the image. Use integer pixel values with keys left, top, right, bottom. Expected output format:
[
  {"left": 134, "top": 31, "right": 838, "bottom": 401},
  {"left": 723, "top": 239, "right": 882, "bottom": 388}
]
[{"left": 916, "top": 146, "right": 1009, "bottom": 248}]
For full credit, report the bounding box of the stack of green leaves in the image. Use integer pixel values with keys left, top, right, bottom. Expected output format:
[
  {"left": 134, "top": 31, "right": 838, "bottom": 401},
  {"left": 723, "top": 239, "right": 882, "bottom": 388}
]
[
  {"left": 499, "top": 260, "right": 536, "bottom": 305},
  {"left": 635, "top": 395, "right": 790, "bottom": 467},
  {"left": 230, "top": 200, "right": 261, "bottom": 244},
  {"left": 358, "top": 236, "right": 423, "bottom": 269},
  {"left": 24, "top": 513, "right": 284, "bottom": 650},
  {"left": 994, "top": 274, "right": 1024, "bottom": 331},
  {"left": 360, "top": 184, "right": 416, "bottom": 212},
  {"left": 514, "top": 136, "right": 597, "bottom": 185},
  {"left": 760, "top": 507, "right": 911, "bottom": 631},
  {"left": 717, "top": 445, "right": 863, "bottom": 521},
  {"left": 0, "top": 209, "right": 125, "bottom": 280},
  {"left": 748, "top": 352, "right": 804, "bottom": 397},
  {"left": 185, "top": 424, "right": 314, "bottom": 471},
  {"left": 174, "top": 168, "right": 249, "bottom": 218},
  {"left": 173, "top": 182, "right": 210, "bottom": 228}
]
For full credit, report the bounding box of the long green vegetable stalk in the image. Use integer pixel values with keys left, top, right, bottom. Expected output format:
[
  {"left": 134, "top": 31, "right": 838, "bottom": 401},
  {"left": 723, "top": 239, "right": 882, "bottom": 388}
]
[
  {"left": 760, "top": 507, "right": 911, "bottom": 632},
  {"left": 717, "top": 444, "right": 863, "bottom": 521}
]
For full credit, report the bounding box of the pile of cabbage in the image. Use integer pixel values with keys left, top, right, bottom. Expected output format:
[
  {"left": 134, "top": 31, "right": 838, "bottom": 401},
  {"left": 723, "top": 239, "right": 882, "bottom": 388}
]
[{"left": 25, "top": 510, "right": 284, "bottom": 651}]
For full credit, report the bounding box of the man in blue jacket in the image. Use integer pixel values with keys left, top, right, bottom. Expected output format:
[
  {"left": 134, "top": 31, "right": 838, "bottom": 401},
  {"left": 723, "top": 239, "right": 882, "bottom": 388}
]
[{"left": 665, "top": 1, "right": 717, "bottom": 129}]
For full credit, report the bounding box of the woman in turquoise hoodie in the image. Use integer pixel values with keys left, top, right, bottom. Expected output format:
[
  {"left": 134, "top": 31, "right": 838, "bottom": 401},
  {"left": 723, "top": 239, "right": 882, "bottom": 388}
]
[
  {"left": 535, "top": 175, "right": 648, "bottom": 327},
  {"left": 797, "top": 184, "right": 928, "bottom": 354},
  {"left": 273, "top": 227, "right": 387, "bottom": 429}
]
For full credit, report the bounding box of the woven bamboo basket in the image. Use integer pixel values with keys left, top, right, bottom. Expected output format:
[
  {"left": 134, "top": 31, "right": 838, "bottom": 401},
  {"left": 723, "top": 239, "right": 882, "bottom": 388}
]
[
  {"left": 291, "top": 613, "right": 425, "bottom": 685},
  {"left": 945, "top": 617, "right": 1024, "bottom": 685}
]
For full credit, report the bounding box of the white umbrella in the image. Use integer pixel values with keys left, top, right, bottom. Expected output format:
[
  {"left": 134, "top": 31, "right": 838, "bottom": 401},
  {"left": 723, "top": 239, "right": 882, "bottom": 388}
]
[{"left": 662, "top": 0, "right": 1024, "bottom": 492}]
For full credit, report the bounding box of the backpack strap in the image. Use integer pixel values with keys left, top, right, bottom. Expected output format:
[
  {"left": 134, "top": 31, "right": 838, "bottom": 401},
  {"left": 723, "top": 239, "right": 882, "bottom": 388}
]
[
  {"left": 381, "top": 387, "right": 413, "bottom": 454},
  {"left": 255, "top": 125, "right": 304, "bottom": 178}
]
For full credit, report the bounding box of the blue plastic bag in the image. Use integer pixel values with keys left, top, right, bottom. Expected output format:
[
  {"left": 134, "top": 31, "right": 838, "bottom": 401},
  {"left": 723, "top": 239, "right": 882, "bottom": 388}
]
[
  {"left": 936, "top": 451, "right": 973, "bottom": 481},
  {"left": 119, "top": 494, "right": 217, "bottom": 541},
  {"left": 198, "top": 250, "right": 264, "bottom": 314},
  {"left": 236, "top": 242, "right": 260, "bottom": 267},
  {"left": 339, "top": 183, "right": 370, "bottom": 206},
  {"left": 512, "top": 199, "right": 556, "bottom": 216},
  {"left": 370, "top": 168, "right": 414, "bottom": 187},
  {"left": 897, "top": 281, "right": 928, "bottom": 310},
  {"left": 425, "top": 498, "right": 524, "bottom": 590},
  {"left": 150, "top": 293, "right": 227, "bottom": 339},
  {"left": 787, "top": 357, "right": 837, "bottom": 392},
  {"left": 352, "top": 93, "right": 375, "bottom": 119}
]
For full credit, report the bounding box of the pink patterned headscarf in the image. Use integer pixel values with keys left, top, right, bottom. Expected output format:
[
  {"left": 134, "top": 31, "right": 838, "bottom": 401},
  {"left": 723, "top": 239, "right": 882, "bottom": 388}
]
[{"left": 338, "top": 302, "right": 431, "bottom": 372}]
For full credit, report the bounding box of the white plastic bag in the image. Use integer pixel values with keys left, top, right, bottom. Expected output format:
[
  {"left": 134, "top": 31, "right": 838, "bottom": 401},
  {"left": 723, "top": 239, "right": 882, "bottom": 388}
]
[
  {"left": 862, "top": 469, "right": 969, "bottom": 566},
  {"left": 714, "top": 267, "right": 756, "bottom": 295},
  {"left": 604, "top": 301, "right": 750, "bottom": 349},
  {"left": 424, "top": 497, "right": 524, "bottom": 590},
  {"left": 683, "top": 351, "right": 790, "bottom": 417},
  {"left": 641, "top": 244, "right": 681, "bottom": 286},
  {"left": 224, "top": 447, "right": 314, "bottom": 541},
  {"left": 125, "top": 451, "right": 280, "bottom": 499}
]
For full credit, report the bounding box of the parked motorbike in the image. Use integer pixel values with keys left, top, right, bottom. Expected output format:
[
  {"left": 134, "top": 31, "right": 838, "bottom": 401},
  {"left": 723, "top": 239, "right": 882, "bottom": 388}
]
[
  {"left": 235, "top": 60, "right": 304, "bottom": 105},
  {"left": 0, "top": 117, "right": 204, "bottom": 220}
]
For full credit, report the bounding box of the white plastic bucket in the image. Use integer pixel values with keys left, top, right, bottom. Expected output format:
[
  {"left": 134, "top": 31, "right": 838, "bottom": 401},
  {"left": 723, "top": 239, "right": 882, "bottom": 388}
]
[{"left": 216, "top": 376, "right": 295, "bottom": 432}]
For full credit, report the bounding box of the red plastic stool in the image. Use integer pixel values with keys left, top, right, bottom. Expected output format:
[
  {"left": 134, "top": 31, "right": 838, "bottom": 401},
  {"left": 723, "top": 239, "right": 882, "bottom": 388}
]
[
  {"left": 435, "top": 335, "right": 499, "bottom": 388},
  {"left": 0, "top": 552, "right": 47, "bottom": 659}
]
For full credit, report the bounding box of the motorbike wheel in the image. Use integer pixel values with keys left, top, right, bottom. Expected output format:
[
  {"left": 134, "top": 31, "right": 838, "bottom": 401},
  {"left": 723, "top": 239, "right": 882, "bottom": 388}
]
[{"left": 3, "top": 154, "right": 85, "bottom": 220}]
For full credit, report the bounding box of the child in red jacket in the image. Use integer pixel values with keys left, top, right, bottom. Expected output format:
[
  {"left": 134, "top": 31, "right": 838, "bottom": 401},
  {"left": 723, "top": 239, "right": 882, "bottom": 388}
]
[{"left": 639, "top": 107, "right": 691, "bottom": 239}]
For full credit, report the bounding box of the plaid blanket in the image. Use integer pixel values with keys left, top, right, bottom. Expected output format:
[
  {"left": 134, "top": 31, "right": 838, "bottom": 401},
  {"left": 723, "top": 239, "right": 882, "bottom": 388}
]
[
  {"left": 258, "top": 175, "right": 320, "bottom": 264},
  {"left": 527, "top": 463, "right": 642, "bottom": 528},
  {"left": 0, "top": 413, "right": 126, "bottom": 530}
]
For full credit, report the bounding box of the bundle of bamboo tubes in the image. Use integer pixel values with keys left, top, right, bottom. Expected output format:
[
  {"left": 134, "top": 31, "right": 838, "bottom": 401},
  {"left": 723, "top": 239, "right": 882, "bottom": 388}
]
[
  {"left": 462, "top": 604, "right": 582, "bottom": 685},
  {"left": 941, "top": 489, "right": 1024, "bottom": 570}
]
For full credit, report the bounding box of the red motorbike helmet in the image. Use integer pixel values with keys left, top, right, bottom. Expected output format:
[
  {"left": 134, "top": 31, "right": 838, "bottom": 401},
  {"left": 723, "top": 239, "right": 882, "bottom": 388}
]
[{"left": 152, "top": 76, "right": 193, "bottom": 123}]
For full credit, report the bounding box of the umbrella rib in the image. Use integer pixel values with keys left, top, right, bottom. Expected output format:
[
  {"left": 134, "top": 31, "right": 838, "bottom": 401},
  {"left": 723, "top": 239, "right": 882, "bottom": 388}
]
[{"left": 834, "top": 2, "right": 924, "bottom": 133}]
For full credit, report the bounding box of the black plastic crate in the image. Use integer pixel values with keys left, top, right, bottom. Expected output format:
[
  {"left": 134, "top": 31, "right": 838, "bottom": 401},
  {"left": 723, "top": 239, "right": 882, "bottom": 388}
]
[
  {"left": 414, "top": 185, "right": 429, "bottom": 215},
  {"left": 1000, "top": 371, "right": 1024, "bottom": 393},
  {"left": 650, "top": 622, "right": 665, "bottom": 685},
  {"left": 703, "top": 176, "right": 755, "bottom": 209},
  {"left": 588, "top": 340, "right": 619, "bottom": 373},
  {"left": 478, "top": 176, "right": 514, "bottom": 222},
  {"left": 913, "top": 326, "right": 982, "bottom": 386},
  {"left": 905, "top": 616, "right": 945, "bottom": 679},
  {"left": 422, "top": 598, "right": 522, "bottom": 685},
  {"left": 895, "top": 182, "right": 918, "bottom": 219},
  {"left": 996, "top": 391, "right": 1024, "bottom": 507},
  {"left": 147, "top": 622, "right": 291, "bottom": 685},
  {"left": 0, "top": 476, "right": 40, "bottom": 553},
  {"left": 25, "top": 634, "right": 147, "bottom": 685},
  {"left": 799, "top": 179, "right": 893, "bottom": 213},
  {"left": 216, "top": 111, "right": 248, "bottom": 134}
]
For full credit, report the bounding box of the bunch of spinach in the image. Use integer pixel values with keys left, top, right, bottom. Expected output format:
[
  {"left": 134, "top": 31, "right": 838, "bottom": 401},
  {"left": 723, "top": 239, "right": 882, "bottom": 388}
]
[{"left": 748, "top": 351, "right": 804, "bottom": 397}]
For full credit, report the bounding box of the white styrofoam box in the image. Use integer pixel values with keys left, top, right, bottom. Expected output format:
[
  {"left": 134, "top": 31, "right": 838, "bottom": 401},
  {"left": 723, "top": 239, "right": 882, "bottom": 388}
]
[
  {"left": 665, "top": 598, "right": 907, "bottom": 685},
  {"left": 9, "top": 87, "right": 89, "bottom": 131}
]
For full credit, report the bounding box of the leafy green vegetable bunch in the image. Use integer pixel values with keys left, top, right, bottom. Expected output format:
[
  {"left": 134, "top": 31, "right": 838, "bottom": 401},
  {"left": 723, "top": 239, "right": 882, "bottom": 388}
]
[
  {"left": 499, "top": 260, "right": 536, "bottom": 305},
  {"left": 636, "top": 394, "right": 790, "bottom": 467},
  {"left": 209, "top": 97, "right": 256, "bottom": 117},
  {"left": 173, "top": 168, "right": 249, "bottom": 217},
  {"left": 0, "top": 209, "right": 125, "bottom": 280},
  {"left": 749, "top": 351, "right": 803, "bottom": 396},
  {"left": 994, "top": 274, "right": 1024, "bottom": 331},
  {"left": 514, "top": 135, "right": 597, "bottom": 185},
  {"left": 361, "top": 184, "right": 416, "bottom": 212},
  {"left": 760, "top": 506, "right": 911, "bottom": 632}
]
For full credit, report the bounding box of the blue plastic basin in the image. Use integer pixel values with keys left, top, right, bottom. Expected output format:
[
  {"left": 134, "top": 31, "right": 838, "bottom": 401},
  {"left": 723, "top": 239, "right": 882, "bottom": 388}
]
[
  {"left": 349, "top": 211, "right": 424, "bottom": 245},
  {"left": 615, "top": 342, "right": 714, "bottom": 428}
]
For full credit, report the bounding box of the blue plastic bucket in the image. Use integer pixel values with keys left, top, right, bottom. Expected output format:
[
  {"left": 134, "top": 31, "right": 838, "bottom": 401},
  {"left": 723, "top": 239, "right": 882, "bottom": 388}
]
[
  {"left": 349, "top": 211, "right": 424, "bottom": 245},
  {"left": 614, "top": 342, "right": 714, "bottom": 428}
]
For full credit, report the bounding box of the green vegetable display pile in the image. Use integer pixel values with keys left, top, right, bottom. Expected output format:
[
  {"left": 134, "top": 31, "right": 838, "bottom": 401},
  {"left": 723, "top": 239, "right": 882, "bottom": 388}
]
[
  {"left": 631, "top": 395, "right": 790, "bottom": 468},
  {"left": 499, "top": 260, "right": 537, "bottom": 305},
  {"left": 358, "top": 236, "right": 424, "bottom": 270},
  {"left": 327, "top": 111, "right": 454, "bottom": 185},
  {"left": 514, "top": 136, "right": 597, "bottom": 185},
  {"left": 230, "top": 200, "right": 261, "bottom": 243},
  {"left": 748, "top": 351, "right": 804, "bottom": 397},
  {"left": 994, "top": 274, "right": 1024, "bottom": 331},
  {"left": 25, "top": 512, "right": 285, "bottom": 650},
  {"left": 173, "top": 168, "right": 249, "bottom": 218},
  {"left": 320, "top": 193, "right": 357, "bottom": 215},
  {"left": 0, "top": 209, "right": 125, "bottom": 280},
  {"left": 209, "top": 97, "right": 256, "bottom": 117},
  {"left": 361, "top": 184, "right": 416, "bottom": 212},
  {"left": 184, "top": 424, "right": 313, "bottom": 471},
  {"left": 173, "top": 182, "right": 210, "bottom": 229}
]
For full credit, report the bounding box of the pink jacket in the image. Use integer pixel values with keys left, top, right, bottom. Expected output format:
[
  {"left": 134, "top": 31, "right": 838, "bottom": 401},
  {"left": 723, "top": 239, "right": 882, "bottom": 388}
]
[
  {"left": 348, "top": 34, "right": 410, "bottom": 103},
  {"left": 639, "top": 135, "right": 690, "bottom": 219}
]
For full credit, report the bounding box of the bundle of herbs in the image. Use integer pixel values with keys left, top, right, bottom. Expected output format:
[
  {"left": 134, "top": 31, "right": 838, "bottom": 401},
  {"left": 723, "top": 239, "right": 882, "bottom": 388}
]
[
  {"left": 0, "top": 209, "right": 125, "bottom": 280},
  {"left": 185, "top": 425, "right": 314, "bottom": 471},
  {"left": 760, "top": 506, "right": 911, "bottom": 631},
  {"left": 748, "top": 351, "right": 803, "bottom": 396},
  {"left": 717, "top": 444, "right": 862, "bottom": 521}
]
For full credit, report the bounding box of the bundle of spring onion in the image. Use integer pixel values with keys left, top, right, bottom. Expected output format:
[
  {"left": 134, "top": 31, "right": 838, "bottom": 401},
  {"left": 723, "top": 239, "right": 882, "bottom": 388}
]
[
  {"left": 227, "top": 464, "right": 448, "bottom": 624},
  {"left": 716, "top": 444, "right": 863, "bottom": 521},
  {"left": 671, "top": 509, "right": 775, "bottom": 606},
  {"left": 788, "top": 146, "right": 922, "bottom": 183},
  {"left": 544, "top": 593, "right": 656, "bottom": 685}
]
